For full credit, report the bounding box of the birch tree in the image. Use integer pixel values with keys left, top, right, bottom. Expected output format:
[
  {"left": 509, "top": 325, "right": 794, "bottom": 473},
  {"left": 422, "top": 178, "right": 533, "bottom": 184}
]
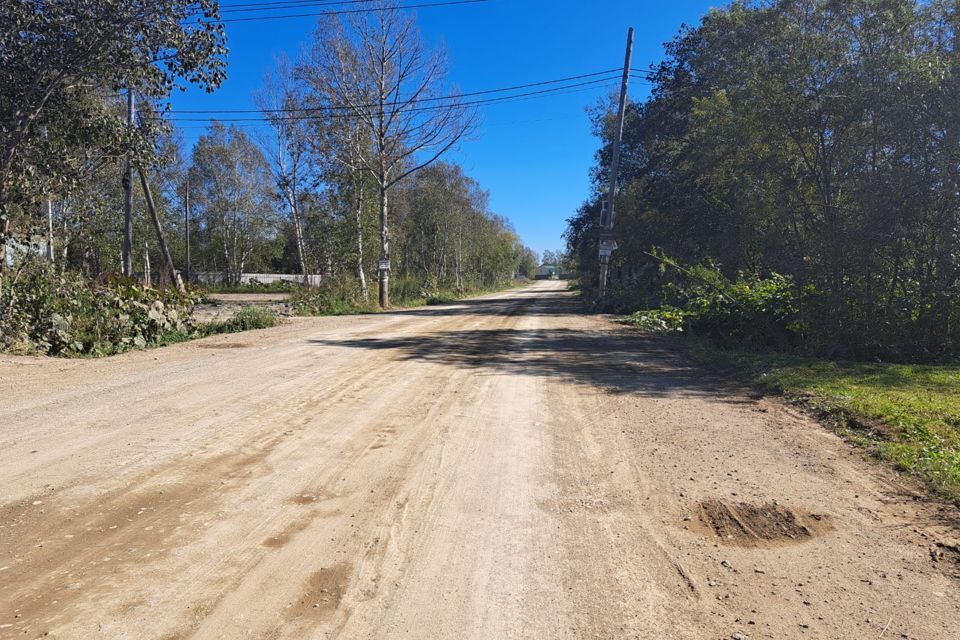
[
  {"left": 302, "top": 0, "right": 475, "bottom": 307},
  {"left": 189, "top": 123, "right": 276, "bottom": 284},
  {"left": 255, "top": 54, "right": 311, "bottom": 278}
]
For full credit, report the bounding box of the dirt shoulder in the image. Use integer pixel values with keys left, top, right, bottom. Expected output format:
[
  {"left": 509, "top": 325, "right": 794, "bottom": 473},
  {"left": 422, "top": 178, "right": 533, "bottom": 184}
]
[{"left": 0, "top": 281, "right": 957, "bottom": 639}]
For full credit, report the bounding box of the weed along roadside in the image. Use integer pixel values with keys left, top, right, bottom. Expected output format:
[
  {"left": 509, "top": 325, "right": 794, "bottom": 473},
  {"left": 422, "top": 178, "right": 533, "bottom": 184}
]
[
  {"left": 0, "top": 259, "right": 279, "bottom": 357},
  {"left": 0, "top": 259, "right": 526, "bottom": 358},
  {"left": 290, "top": 276, "right": 529, "bottom": 317}
]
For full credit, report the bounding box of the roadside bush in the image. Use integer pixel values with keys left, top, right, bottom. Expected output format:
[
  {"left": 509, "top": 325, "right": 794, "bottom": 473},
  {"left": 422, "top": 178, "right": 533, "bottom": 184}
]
[
  {"left": 201, "top": 278, "right": 299, "bottom": 294},
  {"left": 625, "top": 262, "right": 805, "bottom": 350},
  {"left": 673, "top": 269, "right": 804, "bottom": 349},
  {"left": 1, "top": 259, "right": 197, "bottom": 356},
  {"left": 291, "top": 276, "right": 371, "bottom": 315},
  {"left": 201, "top": 306, "right": 277, "bottom": 335},
  {"left": 624, "top": 306, "right": 687, "bottom": 333}
]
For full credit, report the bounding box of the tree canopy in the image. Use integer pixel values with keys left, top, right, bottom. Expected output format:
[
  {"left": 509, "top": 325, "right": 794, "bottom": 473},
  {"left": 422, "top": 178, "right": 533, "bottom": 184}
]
[{"left": 567, "top": 0, "right": 960, "bottom": 360}]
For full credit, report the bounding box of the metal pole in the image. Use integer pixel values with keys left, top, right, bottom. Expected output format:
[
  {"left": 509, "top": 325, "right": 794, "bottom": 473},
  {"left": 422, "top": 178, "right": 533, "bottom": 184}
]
[
  {"left": 122, "top": 89, "right": 135, "bottom": 277},
  {"left": 598, "top": 27, "right": 634, "bottom": 297}
]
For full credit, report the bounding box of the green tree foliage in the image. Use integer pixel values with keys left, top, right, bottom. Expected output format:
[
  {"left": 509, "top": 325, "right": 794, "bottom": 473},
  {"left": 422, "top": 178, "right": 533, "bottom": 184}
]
[
  {"left": 394, "top": 163, "right": 525, "bottom": 290},
  {"left": 188, "top": 123, "right": 279, "bottom": 283},
  {"left": 1, "top": 2, "right": 535, "bottom": 356},
  {"left": 567, "top": 0, "right": 960, "bottom": 360},
  {"left": 0, "top": 0, "right": 227, "bottom": 262}
]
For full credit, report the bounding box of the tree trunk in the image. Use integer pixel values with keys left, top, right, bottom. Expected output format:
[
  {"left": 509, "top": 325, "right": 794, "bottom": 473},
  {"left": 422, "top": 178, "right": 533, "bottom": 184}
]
[
  {"left": 356, "top": 178, "right": 367, "bottom": 298},
  {"left": 289, "top": 188, "right": 307, "bottom": 278},
  {"left": 0, "top": 216, "right": 10, "bottom": 273},
  {"left": 143, "top": 243, "right": 152, "bottom": 287},
  {"left": 378, "top": 183, "right": 389, "bottom": 308}
]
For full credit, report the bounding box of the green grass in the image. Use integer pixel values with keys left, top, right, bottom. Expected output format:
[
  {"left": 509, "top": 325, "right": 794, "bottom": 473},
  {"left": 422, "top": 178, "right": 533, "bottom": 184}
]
[
  {"left": 684, "top": 340, "right": 960, "bottom": 501},
  {"left": 198, "top": 307, "right": 279, "bottom": 335}
]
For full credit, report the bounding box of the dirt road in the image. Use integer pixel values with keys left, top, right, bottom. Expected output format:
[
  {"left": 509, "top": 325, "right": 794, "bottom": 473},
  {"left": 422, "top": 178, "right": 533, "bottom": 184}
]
[{"left": 1, "top": 281, "right": 958, "bottom": 639}]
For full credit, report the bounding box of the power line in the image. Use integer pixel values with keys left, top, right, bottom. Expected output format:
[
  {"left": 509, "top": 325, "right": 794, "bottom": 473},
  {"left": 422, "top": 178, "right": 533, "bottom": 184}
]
[
  {"left": 192, "top": 0, "right": 378, "bottom": 16},
  {"left": 169, "top": 68, "right": 623, "bottom": 114},
  {"left": 201, "top": 0, "right": 490, "bottom": 23},
  {"left": 157, "top": 76, "right": 622, "bottom": 122},
  {"left": 165, "top": 80, "right": 622, "bottom": 129}
]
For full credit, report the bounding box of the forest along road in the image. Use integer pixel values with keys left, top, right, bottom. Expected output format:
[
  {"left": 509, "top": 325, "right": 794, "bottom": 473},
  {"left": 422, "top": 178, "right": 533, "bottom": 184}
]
[{"left": 1, "top": 280, "right": 959, "bottom": 640}]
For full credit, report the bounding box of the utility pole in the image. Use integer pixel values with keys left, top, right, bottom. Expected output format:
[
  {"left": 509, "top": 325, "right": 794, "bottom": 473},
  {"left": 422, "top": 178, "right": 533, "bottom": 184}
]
[
  {"left": 122, "top": 89, "right": 135, "bottom": 277},
  {"left": 184, "top": 175, "right": 191, "bottom": 286},
  {"left": 598, "top": 27, "right": 634, "bottom": 297}
]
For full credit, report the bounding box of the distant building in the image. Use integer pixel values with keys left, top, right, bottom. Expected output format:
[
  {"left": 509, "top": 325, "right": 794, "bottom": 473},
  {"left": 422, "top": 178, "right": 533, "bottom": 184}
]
[{"left": 535, "top": 264, "right": 559, "bottom": 280}]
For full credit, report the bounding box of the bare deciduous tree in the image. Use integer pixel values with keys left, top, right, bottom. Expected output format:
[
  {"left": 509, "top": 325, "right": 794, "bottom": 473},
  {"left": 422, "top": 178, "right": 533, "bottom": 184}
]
[{"left": 303, "top": 0, "right": 475, "bottom": 307}]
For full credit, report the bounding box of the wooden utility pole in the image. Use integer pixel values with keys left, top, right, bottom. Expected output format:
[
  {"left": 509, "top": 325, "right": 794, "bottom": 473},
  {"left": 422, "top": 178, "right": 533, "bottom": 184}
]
[
  {"left": 122, "top": 89, "right": 135, "bottom": 277},
  {"left": 598, "top": 27, "right": 634, "bottom": 297},
  {"left": 184, "top": 176, "right": 191, "bottom": 286},
  {"left": 138, "top": 168, "right": 186, "bottom": 294}
]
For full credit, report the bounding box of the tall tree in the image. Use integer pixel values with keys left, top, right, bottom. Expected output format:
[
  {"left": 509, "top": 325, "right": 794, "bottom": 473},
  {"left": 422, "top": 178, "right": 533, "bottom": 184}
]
[
  {"left": 189, "top": 123, "right": 277, "bottom": 284},
  {"left": 302, "top": 0, "right": 475, "bottom": 307},
  {"left": 256, "top": 54, "right": 312, "bottom": 278},
  {"left": 0, "top": 0, "right": 226, "bottom": 269}
]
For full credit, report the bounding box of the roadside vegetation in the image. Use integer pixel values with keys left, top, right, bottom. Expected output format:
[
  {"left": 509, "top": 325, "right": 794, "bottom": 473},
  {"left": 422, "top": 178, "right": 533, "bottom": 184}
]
[
  {"left": 0, "top": 259, "right": 277, "bottom": 357},
  {"left": 567, "top": 0, "right": 960, "bottom": 499},
  {"left": 198, "top": 280, "right": 299, "bottom": 295},
  {"left": 291, "top": 276, "right": 524, "bottom": 316},
  {"left": 569, "top": 0, "right": 960, "bottom": 362}
]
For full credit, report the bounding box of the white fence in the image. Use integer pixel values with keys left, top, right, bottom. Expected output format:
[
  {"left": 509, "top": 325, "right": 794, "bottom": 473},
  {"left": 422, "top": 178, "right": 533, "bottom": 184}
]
[{"left": 192, "top": 272, "right": 323, "bottom": 287}]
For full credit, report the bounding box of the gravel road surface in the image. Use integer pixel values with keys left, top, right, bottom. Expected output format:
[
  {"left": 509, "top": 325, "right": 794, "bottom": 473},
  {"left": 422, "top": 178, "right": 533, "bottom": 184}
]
[{"left": 1, "top": 281, "right": 958, "bottom": 639}]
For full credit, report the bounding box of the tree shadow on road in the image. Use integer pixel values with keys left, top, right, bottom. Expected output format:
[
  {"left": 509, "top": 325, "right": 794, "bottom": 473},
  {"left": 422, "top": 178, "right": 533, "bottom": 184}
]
[
  {"left": 308, "top": 326, "right": 756, "bottom": 400},
  {"left": 378, "top": 290, "right": 586, "bottom": 319}
]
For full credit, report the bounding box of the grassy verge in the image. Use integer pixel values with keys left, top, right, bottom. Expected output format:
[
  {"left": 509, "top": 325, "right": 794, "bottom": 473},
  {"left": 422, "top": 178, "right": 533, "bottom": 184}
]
[
  {"left": 683, "top": 340, "right": 960, "bottom": 501},
  {"left": 197, "top": 307, "right": 278, "bottom": 336}
]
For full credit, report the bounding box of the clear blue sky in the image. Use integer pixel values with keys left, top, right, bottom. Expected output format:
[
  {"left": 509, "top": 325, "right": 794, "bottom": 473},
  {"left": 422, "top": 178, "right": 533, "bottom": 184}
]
[{"left": 169, "top": 0, "right": 719, "bottom": 257}]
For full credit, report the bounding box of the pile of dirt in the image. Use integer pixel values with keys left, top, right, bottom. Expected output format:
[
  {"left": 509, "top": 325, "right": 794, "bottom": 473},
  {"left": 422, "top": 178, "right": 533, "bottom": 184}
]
[{"left": 696, "top": 499, "right": 831, "bottom": 546}]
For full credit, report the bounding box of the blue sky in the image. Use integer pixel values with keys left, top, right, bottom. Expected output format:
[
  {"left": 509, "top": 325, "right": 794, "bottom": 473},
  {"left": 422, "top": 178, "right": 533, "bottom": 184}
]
[{"left": 169, "top": 0, "right": 720, "bottom": 256}]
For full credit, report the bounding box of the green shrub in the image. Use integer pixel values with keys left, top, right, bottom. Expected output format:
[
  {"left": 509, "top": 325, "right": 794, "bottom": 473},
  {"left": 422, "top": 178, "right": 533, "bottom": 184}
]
[
  {"left": 201, "top": 278, "right": 299, "bottom": 294},
  {"left": 636, "top": 264, "right": 805, "bottom": 350},
  {"left": 291, "top": 276, "right": 372, "bottom": 316},
  {"left": 623, "top": 306, "right": 687, "bottom": 333},
  {"left": 1, "top": 259, "right": 197, "bottom": 356},
  {"left": 201, "top": 306, "right": 277, "bottom": 335}
]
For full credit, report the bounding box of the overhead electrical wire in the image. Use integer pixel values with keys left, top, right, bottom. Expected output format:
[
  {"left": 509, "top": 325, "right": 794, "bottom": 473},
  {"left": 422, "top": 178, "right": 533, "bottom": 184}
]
[
  {"left": 214, "top": 0, "right": 379, "bottom": 13},
  {"left": 164, "top": 80, "right": 624, "bottom": 129},
  {"left": 193, "top": 0, "right": 490, "bottom": 23},
  {"left": 168, "top": 68, "right": 624, "bottom": 115},
  {"left": 158, "top": 75, "right": 624, "bottom": 122}
]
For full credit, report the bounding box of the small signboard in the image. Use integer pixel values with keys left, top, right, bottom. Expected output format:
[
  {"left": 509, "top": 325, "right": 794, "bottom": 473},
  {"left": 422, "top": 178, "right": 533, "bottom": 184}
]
[
  {"left": 598, "top": 238, "right": 618, "bottom": 257},
  {"left": 378, "top": 259, "right": 391, "bottom": 271}
]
